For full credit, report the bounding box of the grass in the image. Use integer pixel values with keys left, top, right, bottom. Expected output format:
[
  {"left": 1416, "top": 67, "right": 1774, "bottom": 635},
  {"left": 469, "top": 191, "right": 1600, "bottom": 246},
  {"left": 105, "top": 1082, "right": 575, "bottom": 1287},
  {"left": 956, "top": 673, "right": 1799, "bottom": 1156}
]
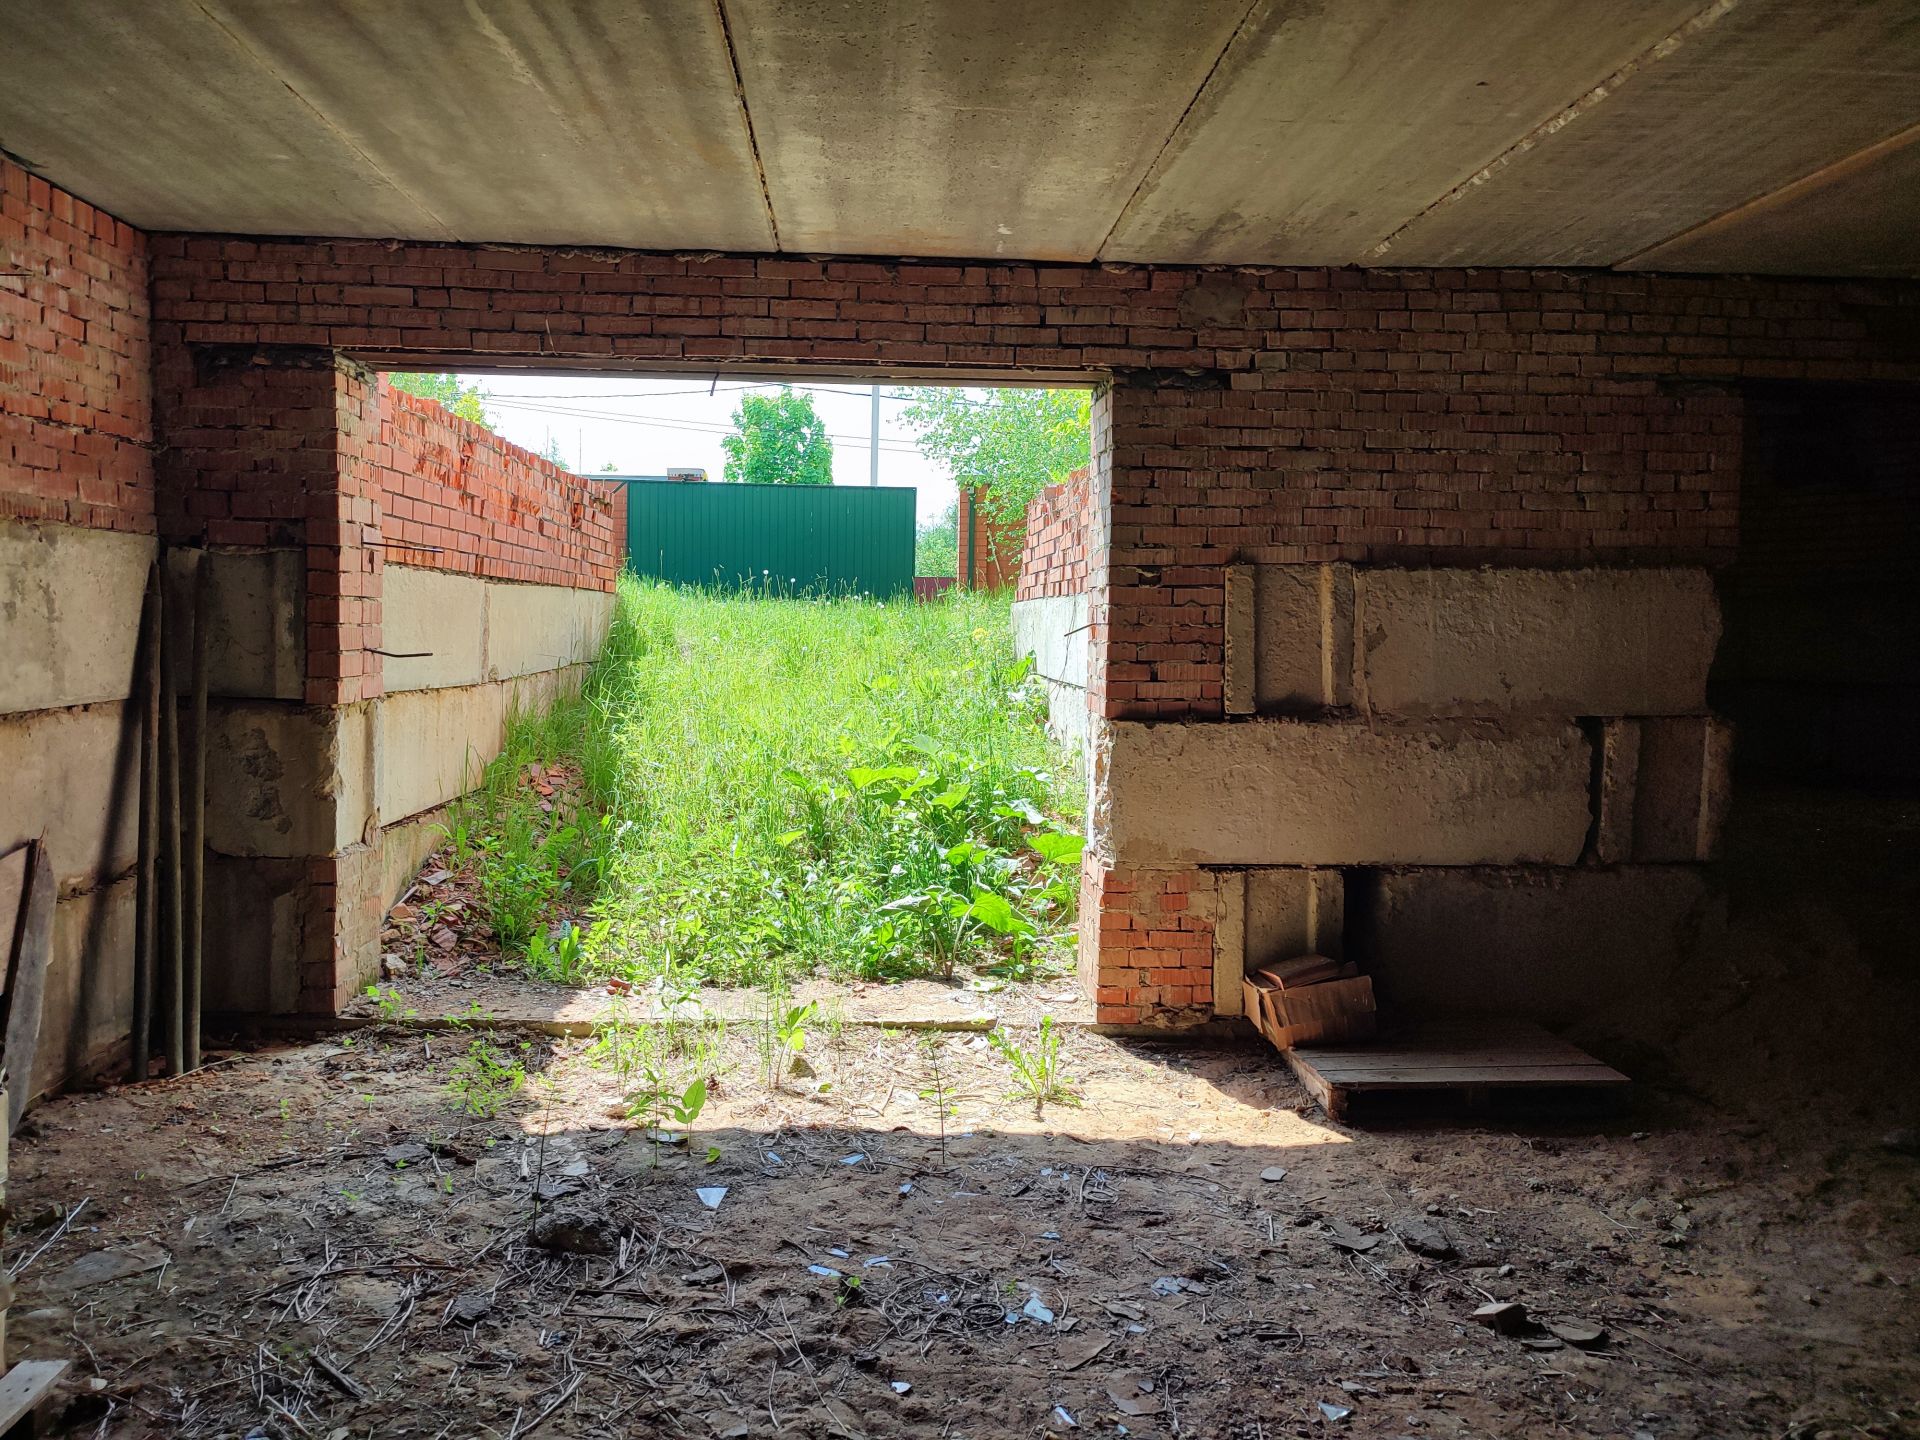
[{"left": 447, "top": 576, "right": 1081, "bottom": 989}]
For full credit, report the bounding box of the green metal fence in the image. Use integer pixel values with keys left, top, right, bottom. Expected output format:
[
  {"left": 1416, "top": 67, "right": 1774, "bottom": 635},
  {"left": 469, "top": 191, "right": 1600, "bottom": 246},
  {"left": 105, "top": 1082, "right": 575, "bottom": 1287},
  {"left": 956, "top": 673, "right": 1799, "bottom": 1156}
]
[{"left": 620, "top": 479, "right": 917, "bottom": 599}]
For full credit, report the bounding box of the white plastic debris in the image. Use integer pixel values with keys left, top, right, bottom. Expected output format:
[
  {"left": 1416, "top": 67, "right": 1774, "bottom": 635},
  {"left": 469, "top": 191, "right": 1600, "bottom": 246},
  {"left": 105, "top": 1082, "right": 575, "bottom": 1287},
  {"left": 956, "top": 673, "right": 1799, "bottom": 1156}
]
[
  {"left": 808, "top": 1264, "right": 842, "bottom": 1278},
  {"left": 899, "top": 1182, "right": 914, "bottom": 1195},
  {"left": 840, "top": 1153, "right": 866, "bottom": 1165},
  {"left": 1022, "top": 1294, "right": 1056, "bottom": 1324},
  {"left": 1052, "top": 1406, "right": 1077, "bottom": 1428},
  {"left": 1318, "top": 1401, "right": 1353, "bottom": 1423},
  {"left": 890, "top": 1381, "right": 911, "bottom": 1395},
  {"left": 696, "top": 1187, "right": 727, "bottom": 1211}
]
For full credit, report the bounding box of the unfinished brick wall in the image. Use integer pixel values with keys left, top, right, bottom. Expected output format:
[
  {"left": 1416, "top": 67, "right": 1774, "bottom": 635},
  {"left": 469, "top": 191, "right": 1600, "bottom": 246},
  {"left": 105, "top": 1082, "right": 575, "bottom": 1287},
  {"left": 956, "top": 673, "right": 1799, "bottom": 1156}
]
[
  {"left": 956, "top": 486, "right": 1021, "bottom": 588},
  {"left": 1017, "top": 466, "right": 1093, "bottom": 600},
  {"left": 1, "top": 157, "right": 152, "bottom": 532},
  {"left": 141, "top": 234, "right": 1920, "bottom": 1028},
  {"left": 379, "top": 382, "right": 620, "bottom": 590}
]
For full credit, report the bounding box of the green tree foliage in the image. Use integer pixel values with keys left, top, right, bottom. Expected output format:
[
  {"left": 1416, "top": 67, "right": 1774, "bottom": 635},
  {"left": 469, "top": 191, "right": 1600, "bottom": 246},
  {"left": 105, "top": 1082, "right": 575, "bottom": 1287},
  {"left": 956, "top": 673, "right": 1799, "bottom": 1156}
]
[
  {"left": 915, "top": 502, "right": 959, "bottom": 578},
  {"left": 899, "top": 387, "right": 1090, "bottom": 526},
  {"left": 721, "top": 387, "right": 834, "bottom": 485},
  {"left": 386, "top": 371, "right": 494, "bottom": 429}
]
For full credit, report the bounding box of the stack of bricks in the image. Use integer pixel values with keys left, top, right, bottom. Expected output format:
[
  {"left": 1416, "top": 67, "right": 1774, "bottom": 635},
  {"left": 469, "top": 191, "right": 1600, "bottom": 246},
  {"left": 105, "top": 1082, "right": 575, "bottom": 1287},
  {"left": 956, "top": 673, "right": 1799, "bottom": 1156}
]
[
  {"left": 956, "top": 485, "right": 1023, "bottom": 588},
  {"left": 1015, "top": 466, "right": 1092, "bottom": 601},
  {"left": 379, "top": 383, "right": 619, "bottom": 590},
  {"left": 1, "top": 158, "right": 152, "bottom": 533}
]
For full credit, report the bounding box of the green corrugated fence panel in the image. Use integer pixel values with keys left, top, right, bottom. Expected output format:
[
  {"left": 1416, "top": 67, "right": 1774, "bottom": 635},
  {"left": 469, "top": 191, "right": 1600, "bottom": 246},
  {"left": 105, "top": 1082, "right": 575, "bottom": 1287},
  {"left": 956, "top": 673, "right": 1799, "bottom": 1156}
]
[{"left": 623, "top": 481, "right": 916, "bottom": 599}]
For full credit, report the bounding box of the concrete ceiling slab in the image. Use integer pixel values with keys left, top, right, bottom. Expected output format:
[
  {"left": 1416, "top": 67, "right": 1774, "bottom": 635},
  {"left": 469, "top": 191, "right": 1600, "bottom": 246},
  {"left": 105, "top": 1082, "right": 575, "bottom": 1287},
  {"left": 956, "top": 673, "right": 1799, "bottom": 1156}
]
[
  {"left": 723, "top": 0, "right": 1253, "bottom": 259},
  {"left": 1101, "top": 0, "right": 1705, "bottom": 266},
  {"left": 1628, "top": 123, "right": 1920, "bottom": 278},
  {"left": 0, "top": 0, "right": 448, "bottom": 238},
  {"left": 1372, "top": 0, "right": 1920, "bottom": 269}
]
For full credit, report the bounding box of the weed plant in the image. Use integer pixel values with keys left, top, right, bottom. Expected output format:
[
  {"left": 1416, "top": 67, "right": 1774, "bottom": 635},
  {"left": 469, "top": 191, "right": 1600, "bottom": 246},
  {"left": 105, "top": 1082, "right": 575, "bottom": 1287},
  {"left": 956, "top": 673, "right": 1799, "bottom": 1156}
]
[{"left": 454, "top": 578, "right": 1082, "bottom": 988}]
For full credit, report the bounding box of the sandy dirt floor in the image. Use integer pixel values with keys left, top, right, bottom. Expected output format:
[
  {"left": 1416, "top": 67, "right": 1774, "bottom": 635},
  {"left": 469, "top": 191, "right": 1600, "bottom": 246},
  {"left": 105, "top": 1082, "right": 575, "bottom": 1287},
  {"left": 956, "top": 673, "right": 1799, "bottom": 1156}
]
[{"left": 5, "top": 997, "right": 1917, "bottom": 1439}]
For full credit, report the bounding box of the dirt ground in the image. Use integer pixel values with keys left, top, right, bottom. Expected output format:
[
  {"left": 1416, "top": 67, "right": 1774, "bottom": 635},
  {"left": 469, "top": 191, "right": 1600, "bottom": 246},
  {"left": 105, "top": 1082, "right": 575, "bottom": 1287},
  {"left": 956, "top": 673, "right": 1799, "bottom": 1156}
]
[{"left": 6, "top": 991, "right": 1918, "bottom": 1439}]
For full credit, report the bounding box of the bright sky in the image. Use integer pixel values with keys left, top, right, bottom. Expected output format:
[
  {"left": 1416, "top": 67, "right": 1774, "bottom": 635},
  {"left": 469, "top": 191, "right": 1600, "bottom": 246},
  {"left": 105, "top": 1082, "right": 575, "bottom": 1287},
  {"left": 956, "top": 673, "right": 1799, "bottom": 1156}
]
[{"left": 460, "top": 373, "right": 958, "bottom": 527}]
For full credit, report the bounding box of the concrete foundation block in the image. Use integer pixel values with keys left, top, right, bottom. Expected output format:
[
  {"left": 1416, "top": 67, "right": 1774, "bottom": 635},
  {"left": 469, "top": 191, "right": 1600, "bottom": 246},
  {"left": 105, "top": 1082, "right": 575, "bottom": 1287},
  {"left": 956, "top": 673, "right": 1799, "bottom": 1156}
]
[
  {"left": 381, "top": 565, "right": 486, "bottom": 691},
  {"left": 380, "top": 805, "right": 449, "bottom": 909},
  {"left": 206, "top": 701, "right": 377, "bottom": 858},
  {"left": 203, "top": 855, "right": 307, "bottom": 1015},
  {"left": 166, "top": 546, "right": 305, "bottom": 700},
  {"left": 1246, "top": 867, "right": 1345, "bottom": 970},
  {"left": 1012, "top": 593, "right": 1091, "bottom": 752},
  {"left": 1254, "top": 563, "right": 1353, "bottom": 713},
  {"left": 1105, "top": 718, "right": 1592, "bottom": 866},
  {"left": 1367, "top": 865, "right": 1715, "bottom": 1032},
  {"left": 1633, "top": 716, "right": 1734, "bottom": 862},
  {"left": 375, "top": 682, "right": 505, "bottom": 824},
  {"left": 0, "top": 520, "right": 154, "bottom": 715},
  {"left": 1353, "top": 567, "right": 1720, "bottom": 717},
  {"left": 1592, "top": 719, "right": 1642, "bottom": 865},
  {"left": 1223, "top": 564, "right": 1255, "bottom": 715},
  {"left": 0, "top": 702, "right": 141, "bottom": 889},
  {"left": 486, "top": 583, "right": 613, "bottom": 681},
  {"left": 1211, "top": 871, "right": 1246, "bottom": 1015}
]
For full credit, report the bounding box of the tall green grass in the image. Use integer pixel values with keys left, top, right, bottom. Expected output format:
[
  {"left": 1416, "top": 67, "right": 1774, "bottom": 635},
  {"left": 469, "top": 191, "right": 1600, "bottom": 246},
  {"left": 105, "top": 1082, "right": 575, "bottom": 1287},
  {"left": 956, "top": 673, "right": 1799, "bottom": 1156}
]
[{"left": 452, "top": 576, "right": 1081, "bottom": 987}]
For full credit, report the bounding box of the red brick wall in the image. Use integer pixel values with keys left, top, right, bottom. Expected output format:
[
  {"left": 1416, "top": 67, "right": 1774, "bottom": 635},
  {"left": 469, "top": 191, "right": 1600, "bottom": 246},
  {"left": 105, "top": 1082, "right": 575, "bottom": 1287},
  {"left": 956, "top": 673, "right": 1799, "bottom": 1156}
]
[
  {"left": 1016, "top": 466, "right": 1093, "bottom": 600},
  {"left": 377, "top": 383, "right": 620, "bottom": 591},
  {"left": 956, "top": 486, "right": 1022, "bottom": 588},
  {"left": 1, "top": 158, "right": 152, "bottom": 532}
]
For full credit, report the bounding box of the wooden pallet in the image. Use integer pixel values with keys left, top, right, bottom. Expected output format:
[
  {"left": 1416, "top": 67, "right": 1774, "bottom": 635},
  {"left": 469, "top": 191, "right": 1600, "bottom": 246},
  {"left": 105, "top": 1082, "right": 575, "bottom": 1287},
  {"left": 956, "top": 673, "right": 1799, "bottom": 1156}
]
[{"left": 1280, "top": 1017, "right": 1628, "bottom": 1123}]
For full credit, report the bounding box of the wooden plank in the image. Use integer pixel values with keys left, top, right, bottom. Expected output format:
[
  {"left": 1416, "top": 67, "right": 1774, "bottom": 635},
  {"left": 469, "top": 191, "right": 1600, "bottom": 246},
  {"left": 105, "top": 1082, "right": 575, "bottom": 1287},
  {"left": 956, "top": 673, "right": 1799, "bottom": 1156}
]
[
  {"left": 1, "top": 839, "right": 54, "bottom": 1132},
  {"left": 0, "top": 1358, "right": 67, "bottom": 1432},
  {"left": 1287, "top": 1064, "right": 1627, "bottom": 1089},
  {"left": 1281, "top": 1048, "right": 1342, "bottom": 1121},
  {"left": 1302, "top": 1050, "right": 1614, "bottom": 1071}
]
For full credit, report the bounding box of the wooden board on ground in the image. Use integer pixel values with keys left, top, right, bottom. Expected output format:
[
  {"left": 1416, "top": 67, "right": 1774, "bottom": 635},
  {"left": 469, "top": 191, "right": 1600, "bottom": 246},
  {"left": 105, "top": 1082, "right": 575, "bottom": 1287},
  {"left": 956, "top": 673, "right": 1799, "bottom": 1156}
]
[
  {"left": 1281, "top": 1016, "right": 1628, "bottom": 1123},
  {"left": 0, "top": 1358, "right": 68, "bottom": 1434}
]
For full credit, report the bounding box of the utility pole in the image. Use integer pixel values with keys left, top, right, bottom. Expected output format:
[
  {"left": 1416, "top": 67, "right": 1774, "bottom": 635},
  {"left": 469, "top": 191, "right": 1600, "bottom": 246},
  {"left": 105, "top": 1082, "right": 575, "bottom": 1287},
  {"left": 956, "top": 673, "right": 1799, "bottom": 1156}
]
[{"left": 869, "top": 383, "right": 880, "bottom": 486}]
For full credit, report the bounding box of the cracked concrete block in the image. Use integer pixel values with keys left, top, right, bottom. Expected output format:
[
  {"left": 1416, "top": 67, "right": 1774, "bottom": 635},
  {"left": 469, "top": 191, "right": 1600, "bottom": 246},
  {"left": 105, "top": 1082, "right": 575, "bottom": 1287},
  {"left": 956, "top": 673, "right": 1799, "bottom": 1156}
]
[
  {"left": 1633, "top": 716, "right": 1734, "bottom": 862},
  {"left": 1353, "top": 567, "right": 1720, "bottom": 717},
  {"left": 0, "top": 702, "right": 141, "bottom": 888},
  {"left": 1105, "top": 718, "right": 1591, "bottom": 866},
  {"left": 485, "top": 583, "right": 613, "bottom": 681},
  {"left": 205, "top": 702, "right": 376, "bottom": 858},
  {"left": 381, "top": 565, "right": 485, "bottom": 691},
  {"left": 1254, "top": 563, "right": 1353, "bottom": 713},
  {"left": 0, "top": 519, "right": 155, "bottom": 714},
  {"left": 166, "top": 546, "right": 305, "bottom": 700},
  {"left": 1369, "top": 866, "right": 1715, "bottom": 1032},
  {"left": 1246, "top": 867, "right": 1345, "bottom": 970}
]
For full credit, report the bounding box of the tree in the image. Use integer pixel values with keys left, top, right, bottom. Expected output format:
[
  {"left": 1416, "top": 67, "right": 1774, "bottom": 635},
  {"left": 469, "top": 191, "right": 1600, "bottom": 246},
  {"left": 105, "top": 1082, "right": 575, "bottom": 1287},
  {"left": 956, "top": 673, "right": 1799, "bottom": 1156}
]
[
  {"left": 915, "top": 502, "right": 958, "bottom": 578},
  {"left": 899, "top": 387, "right": 1090, "bottom": 527},
  {"left": 387, "top": 371, "right": 494, "bottom": 429},
  {"left": 721, "top": 387, "right": 834, "bottom": 485}
]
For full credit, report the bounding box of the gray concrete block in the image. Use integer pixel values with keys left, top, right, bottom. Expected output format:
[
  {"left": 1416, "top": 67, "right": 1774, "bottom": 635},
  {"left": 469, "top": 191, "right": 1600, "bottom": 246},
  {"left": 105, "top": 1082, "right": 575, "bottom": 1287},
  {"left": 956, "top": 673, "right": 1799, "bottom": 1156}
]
[
  {"left": 0, "top": 702, "right": 141, "bottom": 889},
  {"left": 1353, "top": 567, "right": 1720, "bottom": 717},
  {"left": 381, "top": 565, "right": 486, "bottom": 692},
  {"left": 1012, "top": 594, "right": 1091, "bottom": 753},
  {"left": 1369, "top": 866, "right": 1715, "bottom": 1034},
  {"left": 485, "top": 583, "right": 612, "bottom": 681},
  {"left": 205, "top": 701, "right": 376, "bottom": 858},
  {"left": 1212, "top": 871, "right": 1246, "bottom": 1016},
  {"left": 33, "top": 877, "right": 136, "bottom": 1099},
  {"left": 1105, "top": 718, "right": 1592, "bottom": 867},
  {"left": 374, "top": 682, "right": 505, "bottom": 824},
  {"left": 1246, "top": 867, "right": 1345, "bottom": 970},
  {"left": 166, "top": 546, "right": 305, "bottom": 700},
  {"left": 1254, "top": 563, "right": 1352, "bottom": 713},
  {"left": 0, "top": 519, "right": 154, "bottom": 714},
  {"left": 1633, "top": 716, "right": 1733, "bottom": 862}
]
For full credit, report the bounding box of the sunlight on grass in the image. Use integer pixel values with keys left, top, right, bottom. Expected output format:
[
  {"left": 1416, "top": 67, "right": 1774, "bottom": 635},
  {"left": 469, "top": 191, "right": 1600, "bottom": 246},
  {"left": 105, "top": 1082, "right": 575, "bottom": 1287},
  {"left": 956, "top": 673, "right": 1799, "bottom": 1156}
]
[{"left": 451, "top": 577, "right": 1082, "bottom": 989}]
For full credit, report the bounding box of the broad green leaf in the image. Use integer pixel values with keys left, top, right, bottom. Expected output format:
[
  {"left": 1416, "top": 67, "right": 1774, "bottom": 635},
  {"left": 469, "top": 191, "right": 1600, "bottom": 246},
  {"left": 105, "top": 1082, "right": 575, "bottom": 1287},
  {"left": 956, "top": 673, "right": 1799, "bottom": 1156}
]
[{"left": 1028, "top": 832, "right": 1085, "bottom": 866}]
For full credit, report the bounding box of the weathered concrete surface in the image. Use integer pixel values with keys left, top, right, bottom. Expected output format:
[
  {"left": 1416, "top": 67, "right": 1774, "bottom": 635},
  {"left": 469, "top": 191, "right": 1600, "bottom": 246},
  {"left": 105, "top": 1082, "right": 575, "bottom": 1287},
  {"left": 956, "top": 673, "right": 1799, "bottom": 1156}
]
[
  {"left": 1378, "top": 1, "right": 1920, "bottom": 269},
  {"left": 380, "top": 806, "right": 449, "bottom": 910},
  {"left": 1211, "top": 871, "right": 1246, "bottom": 1017},
  {"left": 1104, "top": 719, "right": 1592, "bottom": 867},
  {"left": 485, "top": 586, "right": 612, "bottom": 682},
  {"left": 202, "top": 855, "right": 304, "bottom": 1015},
  {"left": 1011, "top": 593, "right": 1090, "bottom": 752},
  {"left": 205, "top": 702, "right": 375, "bottom": 858},
  {"left": 1109, "top": 0, "right": 1702, "bottom": 264},
  {"left": 1255, "top": 564, "right": 1352, "bottom": 713},
  {"left": 727, "top": 0, "right": 1248, "bottom": 259},
  {"left": 1222, "top": 565, "right": 1255, "bottom": 716},
  {"left": 0, "top": 521, "right": 154, "bottom": 714},
  {"left": 382, "top": 567, "right": 487, "bottom": 692},
  {"left": 0, "top": 2, "right": 773, "bottom": 248},
  {"left": 1246, "top": 868, "right": 1346, "bottom": 971},
  {"left": 1633, "top": 716, "right": 1734, "bottom": 863},
  {"left": 1369, "top": 866, "right": 1717, "bottom": 1034},
  {"left": 4, "top": 1, "right": 1914, "bottom": 274},
  {"left": 30, "top": 877, "right": 136, "bottom": 1102},
  {"left": 1353, "top": 568, "right": 1720, "bottom": 717},
  {"left": 165, "top": 546, "right": 305, "bottom": 701},
  {"left": 0, "top": 703, "right": 141, "bottom": 889},
  {"left": 1593, "top": 719, "right": 1642, "bottom": 866}
]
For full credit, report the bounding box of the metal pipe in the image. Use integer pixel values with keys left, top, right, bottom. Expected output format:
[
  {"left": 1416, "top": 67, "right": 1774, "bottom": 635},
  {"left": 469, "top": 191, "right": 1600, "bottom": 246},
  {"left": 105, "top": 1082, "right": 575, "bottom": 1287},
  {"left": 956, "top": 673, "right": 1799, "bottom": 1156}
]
[
  {"left": 159, "top": 560, "right": 184, "bottom": 1076},
  {"left": 184, "top": 554, "right": 210, "bottom": 1072},
  {"left": 131, "top": 563, "right": 159, "bottom": 1083}
]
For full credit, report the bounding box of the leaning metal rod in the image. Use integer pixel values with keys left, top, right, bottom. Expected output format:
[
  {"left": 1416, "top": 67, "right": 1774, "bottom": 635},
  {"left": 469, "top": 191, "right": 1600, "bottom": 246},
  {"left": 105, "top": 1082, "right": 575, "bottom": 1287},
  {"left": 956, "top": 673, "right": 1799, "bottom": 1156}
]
[
  {"left": 159, "top": 557, "right": 185, "bottom": 1076},
  {"left": 184, "top": 554, "right": 210, "bottom": 1072},
  {"left": 130, "top": 563, "right": 159, "bottom": 1083}
]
